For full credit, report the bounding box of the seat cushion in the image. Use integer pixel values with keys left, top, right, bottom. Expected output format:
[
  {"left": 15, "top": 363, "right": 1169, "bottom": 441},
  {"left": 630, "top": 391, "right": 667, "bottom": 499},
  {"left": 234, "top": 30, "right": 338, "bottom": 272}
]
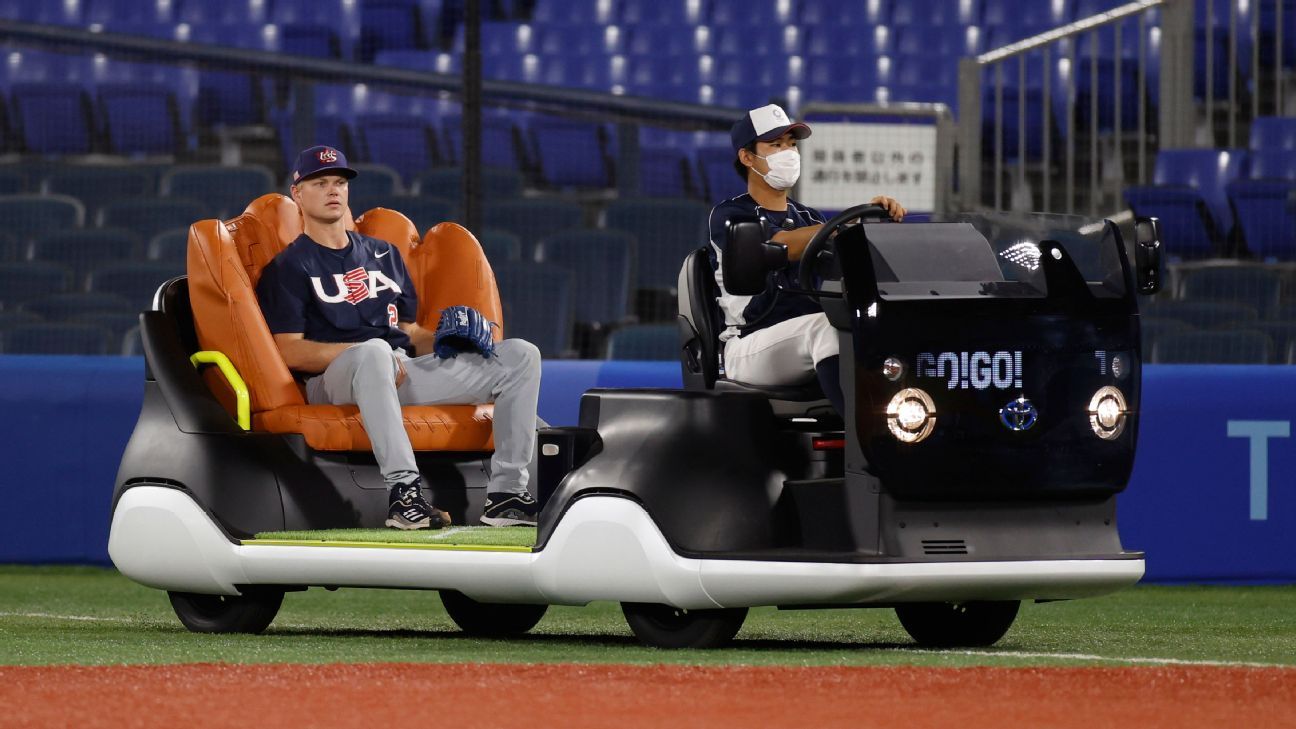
[{"left": 255, "top": 403, "right": 496, "bottom": 452}]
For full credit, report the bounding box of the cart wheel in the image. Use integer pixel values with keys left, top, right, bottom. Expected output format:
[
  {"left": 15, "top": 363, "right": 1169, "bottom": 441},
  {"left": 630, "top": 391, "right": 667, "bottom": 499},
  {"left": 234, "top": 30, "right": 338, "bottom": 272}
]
[
  {"left": 167, "top": 589, "right": 284, "bottom": 634},
  {"left": 439, "top": 590, "right": 548, "bottom": 637},
  {"left": 895, "top": 600, "right": 1020, "bottom": 647},
  {"left": 621, "top": 603, "right": 748, "bottom": 649}
]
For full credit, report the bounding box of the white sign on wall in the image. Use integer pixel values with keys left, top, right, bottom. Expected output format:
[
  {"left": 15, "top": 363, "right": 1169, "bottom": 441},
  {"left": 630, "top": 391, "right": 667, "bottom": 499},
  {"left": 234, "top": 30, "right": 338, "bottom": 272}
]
[{"left": 798, "top": 122, "right": 939, "bottom": 211}]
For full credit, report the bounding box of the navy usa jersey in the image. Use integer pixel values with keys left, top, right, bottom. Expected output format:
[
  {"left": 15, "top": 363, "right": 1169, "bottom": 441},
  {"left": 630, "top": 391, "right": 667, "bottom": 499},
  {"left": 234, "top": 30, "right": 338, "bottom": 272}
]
[
  {"left": 707, "top": 193, "right": 825, "bottom": 341},
  {"left": 257, "top": 231, "right": 418, "bottom": 353}
]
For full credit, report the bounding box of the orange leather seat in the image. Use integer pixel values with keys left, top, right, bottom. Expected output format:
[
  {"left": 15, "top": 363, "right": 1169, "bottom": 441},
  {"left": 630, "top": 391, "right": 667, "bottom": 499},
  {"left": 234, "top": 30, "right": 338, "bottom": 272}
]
[{"left": 187, "top": 194, "right": 504, "bottom": 453}]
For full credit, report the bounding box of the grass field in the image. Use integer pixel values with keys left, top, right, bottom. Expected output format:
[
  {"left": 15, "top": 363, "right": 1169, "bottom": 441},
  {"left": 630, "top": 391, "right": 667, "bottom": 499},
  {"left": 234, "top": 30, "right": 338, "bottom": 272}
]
[{"left": 1, "top": 566, "right": 1292, "bottom": 668}]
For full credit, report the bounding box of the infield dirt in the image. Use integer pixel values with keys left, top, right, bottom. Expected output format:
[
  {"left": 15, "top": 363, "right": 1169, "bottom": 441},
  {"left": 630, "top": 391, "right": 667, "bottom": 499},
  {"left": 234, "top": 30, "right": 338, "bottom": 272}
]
[{"left": 3, "top": 662, "right": 1293, "bottom": 729}]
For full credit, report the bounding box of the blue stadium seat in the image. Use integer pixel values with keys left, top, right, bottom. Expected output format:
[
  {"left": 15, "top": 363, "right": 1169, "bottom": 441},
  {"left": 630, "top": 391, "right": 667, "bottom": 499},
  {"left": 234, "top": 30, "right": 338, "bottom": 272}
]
[
  {"left": 619, "top": 0, "right": 706, "bottom": 25},
  {"left": 69, "top": 311, "right": 142, "bottom": 344},
  {"left": 1140, "top": 316, "right": 1193, "bottom": 354},
  {"left": 359, "top": 0, "right": 427, "bottom": 62},
  {"left": 0, "top": 0, "right": 82, "bottom": 24},
  {"left": 625, "top": 56, "right": 704, "bottom": 90},
  {"left": 348, "top": 164, "right": 403, "bottom": 197},
  {"left": 475, "top": 229, "right": 523, "bottom": 263},
  {"left": 0, "top": 169, "right": 20, "bottom": 194},
  {"left": 0, "top": 261, "right": 72, "bottom": 308},
  {"left": 710, "top": 0, "right": 795, "bottom": 25},
  {"left": 147, "top": 228, "right": 190, "bottom": 263},
  {"left": 606, "top": 323, "right": 679, "bottom": 360},
  {"left": 1123, "top": 149, "right": 1248, "bottom": 258},
  {"left": 1226, "top": 155, "right": 1296, "bottom": 260},
  {"left": 0, "top": 195, "right": 84, "bottom": 243},
  {"left": 271, "top": 0, "right": 359, "bottom": 58},
  {"left": 440, "top": 114, "right": 529, "bottom": 172},
  {"left": 98, "top": 199, "right": 207, "bottom": 241},
  {"left": 803, "top": 56, "right": 881, "bottom": 91},
  {"left": 175, "top": 0, "right": 268, "bottom": 24},
  {"left": 83, "top": 0, "right": 172, "bottom": 24},
  {"left": 983, "top": 0, "right": 1067, "bottom": 28},
  {"left": 21, "top": 292, "right": 133, "bottom": 321},
  {"left": 42, "top": 166, "right": 153, "bottom": 216},
  {"left": 453, "top": 21, "right": 533, "bottom": 54},
  {"left": 1257, "top": 0, "right": 1296, "bottom": 69},
  {"left": 0, "top": 49, "right": 95, "bottom": 86},
  {"left": 640, "top": 148, "right": 696, "bottom": 199},
  {"left": 528, "top": 118, "right": 612, "bottom": 188},
  {"left": 624, "top": 24, "right": 708, "bottom": 56},
  {"left": 697, "top": 146, "right": 746, "bottom": 201},
  {"left": 711, "top": 56, "right": 798, "bottom": 88},
  {"left": 412, "top": 167, "right": 525, "bottom": 201},
  {"left": 0, "top": 231, "right": 17, "bottom": 263},
  {"left": 28, "top": 228, "right": 140, "bottom": 286},
  {"left": 484, "top": 199, "right": 585, "bottom": 258},
  {"left": 161, "top": 165, "right": 274, "bottom": 220},
  {"left": 1, "top": 322, "right": 112, "bottom": 355},
  {"left": 1177, "top": 265, "right": 1286, "bottom": 318},
  {"left": 1250, "top": 116, "right": 1296, "bottom": 150},
  {"left": 97, "top": 84, "right": 186, "bottom": 156},
  {"left": 532, "top": 0, "right": 616, "bottom": 24},
  {"left": 710, "top": 27, "right": 801, "bottom": 58},
  {"left": 800, "top": 0, "right": 890, "bottom": 25},
  {"left": 532, "top": 23, "right": 625, "bottom": 56},
  {"left": 373, "top": 49, "right": 459, "bottom": 74},
  {"left": 534, "top": 55, "right": 617, "bottom": 90},
  {"left": 185, "top": 23, "right": 278, "bottom": 127},
  {"left": 603, "top": 198, "right": 710, "bottom": 292},
  {"left": 1152, "top": 329, "right": 1272, "bottom": 363},
  {"left": 1142, "top": 300, "right": 1259, "bottom": 328},
  {"left": 0, "top": 311, "right": 43, "bottom": 330},
  {"left": 1245, "top": 321, "right": 1296, "bottom": 359},
  {"left": 534, "top": 229, "right": 635, "bottom": 325},
  {"left": 351, "top": 195, "right": 455, "bottom": 233},
  {"left": 1072, "top": 0, "right": 1125, "bottom": 18},
  {"left": 355, "top": 114, "right": 442, "bottom": 185},
  {"left": 9, "top": 84, "right": 96, "bottom": 155},
  {"left": 1194, "top": 0, "right": 1254, "bottom": 101},
  {"left": 894, "top": 25, "right": 981, "bottom": 56},
  {"left": 804, "top": 25, "right": 890, "bottom": 58},
  {"left": 892, "top": 0, "right": 978, "bottom": 26},
  {"left": 87, "top": 261, "right": 184, "bottom": 312},
  {"left": 493, "top": 261, "right": 575, "bottom": 357}
]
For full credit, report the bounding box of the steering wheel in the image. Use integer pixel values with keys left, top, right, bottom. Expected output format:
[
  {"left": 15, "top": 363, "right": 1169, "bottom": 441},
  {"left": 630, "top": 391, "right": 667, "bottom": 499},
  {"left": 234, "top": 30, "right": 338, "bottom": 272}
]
[{"left": 797, "top": 203, "right": 893, "bottom": 291}]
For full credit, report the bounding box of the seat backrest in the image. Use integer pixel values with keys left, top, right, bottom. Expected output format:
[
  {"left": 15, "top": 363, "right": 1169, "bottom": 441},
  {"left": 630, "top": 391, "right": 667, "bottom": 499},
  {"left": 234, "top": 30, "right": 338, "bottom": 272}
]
[
  {"left": 534, "top": 229, "right": 634, "bottom": 324},
  {"left": 408, "top": 222, "right": 505, "bottom": 338},
  {"left": 677, "top": 248, "right": 722, "bottom": 390}
]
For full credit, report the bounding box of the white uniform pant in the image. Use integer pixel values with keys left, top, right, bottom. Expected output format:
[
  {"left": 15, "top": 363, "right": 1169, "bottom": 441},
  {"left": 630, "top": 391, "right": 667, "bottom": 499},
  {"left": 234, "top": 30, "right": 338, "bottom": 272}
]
[
  {"left": 305, "top": 337, "right": 542, "bottom": 494},
  {"left": 723, "top": 312, "right": 839, "bottom": 386}
]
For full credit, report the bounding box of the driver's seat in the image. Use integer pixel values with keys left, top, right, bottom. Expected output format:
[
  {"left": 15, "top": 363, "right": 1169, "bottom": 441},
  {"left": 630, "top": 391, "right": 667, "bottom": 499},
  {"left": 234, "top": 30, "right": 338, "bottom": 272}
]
[{"left": 676, "top": 248, "right": 838, "bottom": 420}]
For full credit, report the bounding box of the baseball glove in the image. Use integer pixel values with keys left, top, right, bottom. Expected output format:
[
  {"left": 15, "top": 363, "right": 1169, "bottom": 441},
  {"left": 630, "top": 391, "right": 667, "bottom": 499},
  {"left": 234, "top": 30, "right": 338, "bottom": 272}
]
[{"left": 433, "top": 305, "right": 498, "bottom": 359}]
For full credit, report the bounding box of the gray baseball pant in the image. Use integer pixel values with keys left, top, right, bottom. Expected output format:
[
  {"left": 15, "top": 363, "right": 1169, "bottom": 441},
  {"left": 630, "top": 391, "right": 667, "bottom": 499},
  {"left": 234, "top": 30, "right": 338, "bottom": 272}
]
[{"left": 304, "top": 337, "right": 543, "bottom": 494}]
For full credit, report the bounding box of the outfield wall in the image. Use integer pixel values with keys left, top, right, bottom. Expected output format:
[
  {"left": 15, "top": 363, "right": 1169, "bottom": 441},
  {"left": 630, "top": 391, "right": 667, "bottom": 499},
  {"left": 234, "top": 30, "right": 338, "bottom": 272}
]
[{"left": 0, "top": 355, "right": 1290, "bottom": 583}]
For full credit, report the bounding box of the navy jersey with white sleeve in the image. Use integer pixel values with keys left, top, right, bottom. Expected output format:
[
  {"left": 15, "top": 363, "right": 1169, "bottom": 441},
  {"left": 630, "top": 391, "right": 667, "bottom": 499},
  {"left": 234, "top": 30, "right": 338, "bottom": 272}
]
[
  {"left": 256, "top": 231, "right": 418, "bottom": 355},
  {"left": 707, "top": 193, "right": 826, "bottom": 341}
]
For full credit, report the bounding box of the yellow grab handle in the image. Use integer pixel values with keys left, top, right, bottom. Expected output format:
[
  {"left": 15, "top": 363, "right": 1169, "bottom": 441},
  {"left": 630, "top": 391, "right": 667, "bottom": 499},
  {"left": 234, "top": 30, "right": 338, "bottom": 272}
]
[{"left": 190, "top": 351, "right": 250, "bottom": 431}]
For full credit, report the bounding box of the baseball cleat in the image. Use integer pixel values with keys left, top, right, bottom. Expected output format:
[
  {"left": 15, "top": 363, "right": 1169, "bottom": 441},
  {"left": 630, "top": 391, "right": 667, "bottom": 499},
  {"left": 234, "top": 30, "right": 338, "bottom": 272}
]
[
  {"left": 386, "top": 481, "right": 450, "bottom": 530},
  {"left": 480, "top": 491, "right": 539, "bottom": 527}
]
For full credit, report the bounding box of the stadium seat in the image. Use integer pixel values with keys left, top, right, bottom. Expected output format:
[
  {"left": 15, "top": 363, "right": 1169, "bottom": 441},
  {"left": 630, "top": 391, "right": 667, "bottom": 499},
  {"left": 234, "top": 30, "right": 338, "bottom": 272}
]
[
  {"left": 1123, "top": 149, "right": 1248, "bottom": 258},
  {"left": 359, "top": 0, "right": 427, "bottom": 61},
  {"left": 41, "top": 166, "right": 154, "bottom": 217},
  {"left": 639, "top": 148, "right": 696, "bottom": 199},
  {"left": 351, "top": 195, "right": 455, "bottom": 233},
  {"left": 0, "top": 195, "right": 84, "bottom": 243},
  {"left": 532, "top": 23, "right": 625, "bottom": 56},
  {"left": 799, "top": 0, "right": 889, "bottom": 25},
  {"left": 534, "top": 229, "right": 636, "bottom": 326},
  {"left": 1249, "top": 116, "right": 1296, "bottom": 150},
  {"left": 697, "top": 146, "right": 747, "bottom": 201},
  {"left": 174, "top": 0, "right": 268, "bottom": 24},
  {"left": 1152, "top": 329, "right": 1273, "bottom": 363},
  {"left": 623, "top": 24, "right": 709, "bottom": 56},
  {"left": 606, "top": 323, "right": 680, "bottom": 360},
  {"left": 1225, "top": 162, "right": 1296, "bottom": 261},
  {"left": 440, "top": 114, "right": 530, "bottom": 171},
  {"left": 1, "top": 322, "right": 111, "bottom": 355},
  {"left": 894, "top": 25, "right": 981, "bottom": 57},
  {"left": 9, "top": 84, "right": 96, "bottom": 155},
  {"left": 87, "top": 261, "right": 186, "bottom": 312},
  {"left": 1142, "top": 300, "right": 1260, "bottom": 328},
  {"left": 625, "top": 56, "right": 704, "bottom": 90},
  {"left": 1242, "top": 320, "right": 1296, "bottom": 361},
  {"left": 456, "top": 22, "right": 533, "bottom": 55},
  {"left": 532, "top": 0, "right": 616, "bottom": 24},
  {"left": 68, "top": 311, "right": 142, "bottom": 344},
  {"left": 0, "top": 262, "right": 72, "bottom": 308},
  {"left": 183, "top": 23, "right": 278, "bottom": 128},
  {"left": 27, "top": 229, "right": 140, "bottom": 287},
  {"left": 0, "top": 168, "right": 20, "bottom": 195},
  {"left": 529, "top": 118, "right": 613, "bottom": 188},
  {"left": 412, "top": 168, "right": 525, "bottom": 202},
  {"left": 483, "top": 199, "right": 585, "bottom": 259},
  {"left": 83, "top": 0, "right": 172, "bottom": 24},
  {"left": 271, "top": 0, "right": 359, "bottom": 58},
  {"left": 476, "top": 229, "right": 524, "bottom": 262},
  {"left": 892, "top": 0, "right": 979, "bottom": 26},
  {"left": 983, "top": 0, "right": 1068, "bottom": 28},
  {"left": 1177, "top": 265, "right": 1286, "bottom": 318},
  {"left": 711, "top": 26, "right": 801, "bottom": 56},
  {"left": 98, "top": 199, "right": 208, "bottom": 242},
  {"left": 97, "top": 84, "right": 186, "bottom": 156},
  {"left": 0, "top": 0, "right": 83, "bottom": 24},
  {"left": 0, "top": 311, "right": 43, "bottom": 330},
  {"left": 493, "top": 261, "right": 575, "bottom": 357},
  {"left": 603, "top": 198, "right": 710, "bottom": 292},
  {"left": 147, "top": 228, "right": 190, "bottom": 263},
  {"left": 1139, "top": 316, "right": 1193, "bottom": 354},
  {"left": 0, "top": 231, "right": 19, "bottom": 262},
  {"left": 161, "top": 166, "right": 275, "bottom": 220},
  {"left": 339, "top": 164, "right": 402, "bottom": 198},
  {"left": 20, "top": 292, "right": 133, "bottom": 322},
  {"left": 619, "top": 0, "right": 706, "bottom": 25},
  {"left": 355, "top": 114, "right": 441, "bottom": 185}
]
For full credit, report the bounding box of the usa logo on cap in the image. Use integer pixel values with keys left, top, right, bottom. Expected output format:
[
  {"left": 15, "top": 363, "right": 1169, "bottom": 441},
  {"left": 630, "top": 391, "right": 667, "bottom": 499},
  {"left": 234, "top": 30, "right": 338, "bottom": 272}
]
[{"left": 318, "top": 148, "right": 339, "bottom": 163}]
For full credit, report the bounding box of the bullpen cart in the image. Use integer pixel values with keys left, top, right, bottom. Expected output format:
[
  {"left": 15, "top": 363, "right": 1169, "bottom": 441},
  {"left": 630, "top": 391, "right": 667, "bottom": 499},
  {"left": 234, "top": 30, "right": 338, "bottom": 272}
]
[{"left": 109, "top": 198, "right": 1162, "bottom": 648}]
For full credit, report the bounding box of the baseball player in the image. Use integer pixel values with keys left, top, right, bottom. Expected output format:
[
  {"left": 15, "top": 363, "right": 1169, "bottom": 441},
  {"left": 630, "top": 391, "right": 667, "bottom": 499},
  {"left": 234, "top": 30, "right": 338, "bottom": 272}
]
[
  {"left": 708, "top": 104, "right": 905, "bottom": 415},
  {"left": 256, "top": 145, "right": 543, "bottom": 530}
]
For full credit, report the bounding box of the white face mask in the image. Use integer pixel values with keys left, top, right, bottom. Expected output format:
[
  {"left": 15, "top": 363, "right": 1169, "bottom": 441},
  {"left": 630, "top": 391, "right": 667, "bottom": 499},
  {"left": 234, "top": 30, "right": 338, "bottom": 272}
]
[{"left": 754, "top": 148, "right": 800, "bottom": 190}]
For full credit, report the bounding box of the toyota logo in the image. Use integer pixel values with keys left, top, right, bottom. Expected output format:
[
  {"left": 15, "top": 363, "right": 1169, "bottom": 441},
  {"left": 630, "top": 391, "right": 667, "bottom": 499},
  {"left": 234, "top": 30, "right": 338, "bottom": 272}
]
[{"left": 999, "top": 396, "right": 1038, "bottom": 431}]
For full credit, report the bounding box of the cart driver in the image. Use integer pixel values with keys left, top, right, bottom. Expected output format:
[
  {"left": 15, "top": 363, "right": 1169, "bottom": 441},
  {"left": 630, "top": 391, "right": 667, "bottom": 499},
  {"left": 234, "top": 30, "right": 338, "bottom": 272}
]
[
  {"left": 708, "top": 104, "right": 906, "bottom": 416},
  {"left": 256, "top": 145, "right": 544, "bottom": 531}
]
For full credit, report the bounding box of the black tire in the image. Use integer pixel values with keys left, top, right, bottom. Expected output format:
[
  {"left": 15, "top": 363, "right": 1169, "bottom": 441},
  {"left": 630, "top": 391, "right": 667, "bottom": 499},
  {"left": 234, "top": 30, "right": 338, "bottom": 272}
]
[
  {"left": 621, "top": 603, "right": 748, "bottom": 649},
  {"left": 439, "top": 590, "right": 548, "bottom": 637},
  {"left": 895, "top": 600, "right": 1020, "bottom": 647},
  {"left": 167, "top": 589, "right": 284, "bottom": 634}
]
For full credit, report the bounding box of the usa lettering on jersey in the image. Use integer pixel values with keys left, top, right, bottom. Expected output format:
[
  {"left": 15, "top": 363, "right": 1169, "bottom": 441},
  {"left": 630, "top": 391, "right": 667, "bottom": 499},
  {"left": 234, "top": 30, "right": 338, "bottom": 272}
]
[{"left": 310, "top": 268, "right": 404, "bottom": 305}]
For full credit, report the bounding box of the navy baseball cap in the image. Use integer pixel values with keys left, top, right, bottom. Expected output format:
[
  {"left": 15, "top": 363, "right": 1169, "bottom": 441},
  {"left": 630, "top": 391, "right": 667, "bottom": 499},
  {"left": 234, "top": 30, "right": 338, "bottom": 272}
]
[
  {"left": 730, "top": 104, "right": 811, "bottom": 154},
  {"left": 291, "top": 145, "right": 358, "bottom": 183}
]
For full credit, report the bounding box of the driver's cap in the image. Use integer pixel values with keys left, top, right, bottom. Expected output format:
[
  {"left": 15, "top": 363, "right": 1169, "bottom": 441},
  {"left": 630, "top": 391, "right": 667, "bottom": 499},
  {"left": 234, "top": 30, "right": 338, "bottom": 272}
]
[{"left": 730, "top": 104, "right": 811, "bottom": 154}]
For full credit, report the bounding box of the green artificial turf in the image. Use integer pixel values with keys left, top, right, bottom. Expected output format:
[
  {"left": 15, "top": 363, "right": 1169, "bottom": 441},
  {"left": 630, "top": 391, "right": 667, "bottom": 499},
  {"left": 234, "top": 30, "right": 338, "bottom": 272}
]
[
  {"left": 0, "top": 566, "right": 1293, "bottom": 668},
  {"left": 251, "top": 527, "right": 537, "bottom": 549}
]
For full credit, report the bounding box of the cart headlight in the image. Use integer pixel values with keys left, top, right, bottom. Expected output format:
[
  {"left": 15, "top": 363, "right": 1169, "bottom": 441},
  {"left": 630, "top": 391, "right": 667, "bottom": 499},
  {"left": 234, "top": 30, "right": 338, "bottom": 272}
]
[
  {"left": 886, "top": 388, "right": 936, "bottom": 443},
  {"left": 1087, "top": 386, "right": 1128, "bottom": 440}
]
